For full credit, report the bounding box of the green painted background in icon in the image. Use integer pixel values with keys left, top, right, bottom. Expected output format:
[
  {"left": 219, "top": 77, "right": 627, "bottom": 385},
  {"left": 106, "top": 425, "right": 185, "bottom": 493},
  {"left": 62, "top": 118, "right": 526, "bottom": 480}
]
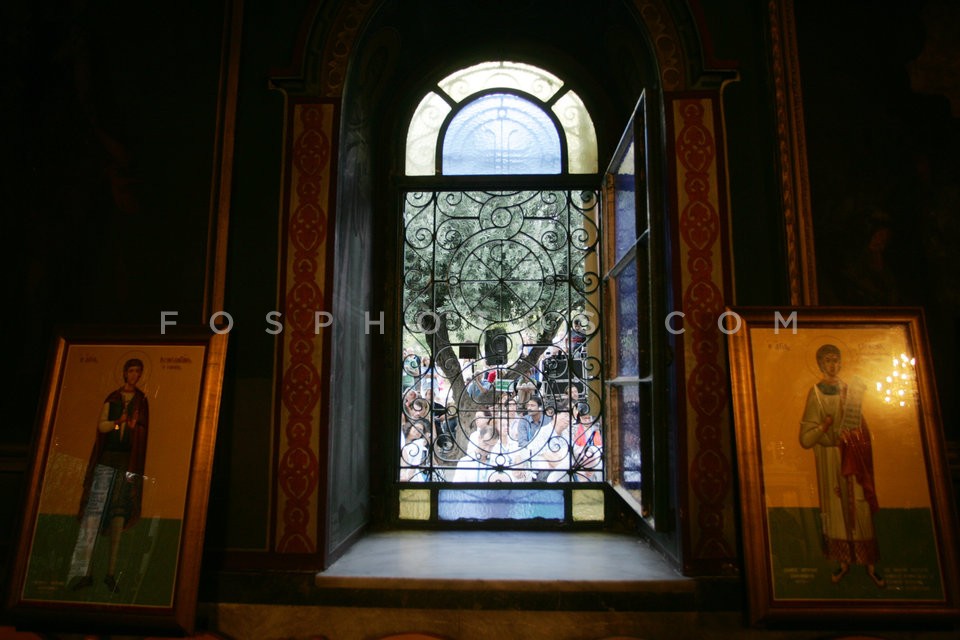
[
  {"left": 22, "top": 514, "right": 182, "bottom": 607},
  {"left": 768, "top": 506, "right": 944, "bottom": 601}
]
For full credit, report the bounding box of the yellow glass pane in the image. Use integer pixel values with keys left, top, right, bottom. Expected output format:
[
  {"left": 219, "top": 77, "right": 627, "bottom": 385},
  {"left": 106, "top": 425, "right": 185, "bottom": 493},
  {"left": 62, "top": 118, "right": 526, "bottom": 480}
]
[
  {"left": 409, "top": 62, "right": 598, "bottom": 177},
  {"left": 438, "top": 61, "right": 563, "bottom": 103},
  {"left": 552, "top": 89, "right": 598, "bottom": 173},
  {"left": 399, "top": 489, "right": 431, "bottom": 520},
  {"left": 405, "top": 91, "right": 451, "bottom": 176},
  {"left": 572, "top": 489, "right": 604, "bottom": 521}
]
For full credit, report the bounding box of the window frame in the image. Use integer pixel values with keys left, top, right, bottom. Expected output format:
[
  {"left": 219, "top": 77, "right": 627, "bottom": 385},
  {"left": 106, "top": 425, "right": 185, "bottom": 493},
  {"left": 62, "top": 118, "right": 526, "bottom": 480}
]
[
  {"left": 393, "top": 61, "right": 607, "bottom": 527},
  {"left": 391, "top": 67, "right": 675, "bottom": 536},
  {"left": 601, "top": 92, "right": 674, "bottom": 533}
]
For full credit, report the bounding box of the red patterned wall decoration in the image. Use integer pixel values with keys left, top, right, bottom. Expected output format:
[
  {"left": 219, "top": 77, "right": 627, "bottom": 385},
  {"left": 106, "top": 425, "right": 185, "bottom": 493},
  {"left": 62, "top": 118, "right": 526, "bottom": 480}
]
[
  {"left": 274, "top": 103, "right": 334, "bottom": 553},
  {"left": 672, "top": 98, "right": 735, "bottom": 568}
]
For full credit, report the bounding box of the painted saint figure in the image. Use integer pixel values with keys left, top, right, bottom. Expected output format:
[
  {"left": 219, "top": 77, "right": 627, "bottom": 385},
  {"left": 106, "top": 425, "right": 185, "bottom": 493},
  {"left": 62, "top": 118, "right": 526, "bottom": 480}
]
[
  {"left": 799, "top": 344, "right": 885, "bottom": 588},
  {"left": 69, "top": 358, "right": 149, "bottom": 593}
]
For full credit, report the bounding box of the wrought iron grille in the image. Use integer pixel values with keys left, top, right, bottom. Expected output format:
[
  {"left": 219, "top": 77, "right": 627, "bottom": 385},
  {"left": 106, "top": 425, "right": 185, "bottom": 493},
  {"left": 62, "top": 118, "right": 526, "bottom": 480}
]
[{"left": 399, "top": 190, "right": 603, "bottom": 484}]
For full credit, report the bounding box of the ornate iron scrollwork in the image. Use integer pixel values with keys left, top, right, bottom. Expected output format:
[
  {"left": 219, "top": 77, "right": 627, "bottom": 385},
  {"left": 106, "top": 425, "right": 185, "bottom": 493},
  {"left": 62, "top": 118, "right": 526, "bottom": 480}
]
[{"left": 400, "top": 190, "right": 603, "bottom": 484}]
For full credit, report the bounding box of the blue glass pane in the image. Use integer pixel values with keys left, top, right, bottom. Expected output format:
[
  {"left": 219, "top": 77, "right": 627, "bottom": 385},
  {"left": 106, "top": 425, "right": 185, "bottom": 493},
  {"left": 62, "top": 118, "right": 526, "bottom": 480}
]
[
  {"left": 442, "top": 93, "right": 561, "bottom": 175},
  {"left": 438, "top": 489, "right": 564, "bottom": 520},
  {"left": 619, "top": 384, "right": 642, "bottom": 498},
  {"left": 615, "top": 261, "right": 639, "bottom": 377},
  {"left": 614, "top": 170, "right": 637, "bottom": 264}
]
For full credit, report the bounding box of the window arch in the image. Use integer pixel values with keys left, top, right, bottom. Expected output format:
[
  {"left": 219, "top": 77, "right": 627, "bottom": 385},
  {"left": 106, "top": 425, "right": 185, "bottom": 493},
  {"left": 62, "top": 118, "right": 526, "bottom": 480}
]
[
  {"left": 397, "top": 60, "right": 606, "bottom": 524},
  {"left": 442, "top": 92, "right": 562, "bottom": 175},
  {"left": 405, "top": 60, "right": 598, "bottom": 176}
]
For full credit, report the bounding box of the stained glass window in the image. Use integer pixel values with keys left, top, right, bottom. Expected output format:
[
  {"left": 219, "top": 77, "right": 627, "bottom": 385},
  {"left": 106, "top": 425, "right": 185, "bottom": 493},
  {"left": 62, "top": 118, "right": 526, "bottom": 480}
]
[
  {"left": 399, "top": 62, "right": 604, "bottom": 525},
  {"left": 438, "top": 61, "right": 563, "bottom": 103},
  {"left": 442, "top": 93, "right": 561, "bottom": 175},
  {"left": 404, "top": 60, "right": 597, "bottom": 176},
  {"left": 602, "top": 96, "right": 663, "bottom": 525},
  {"left": 406, "top": 91, "right": 452, "bottom": 176}
]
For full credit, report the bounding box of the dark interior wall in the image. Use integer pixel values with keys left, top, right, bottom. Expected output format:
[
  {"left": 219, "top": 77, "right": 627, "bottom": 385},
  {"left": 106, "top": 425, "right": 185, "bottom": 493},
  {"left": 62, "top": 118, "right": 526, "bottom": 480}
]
[
  {"left": 795, "top": 0, "right": 960, "bottom": 439},
  {"left": 0, "top": 0, "right": 224, "bottom": 569},
  {"left": 1, "top": 0, "right": 225, "bottom": 446},
  {"left": 695, "top": 0, "right": 788, "bottom": 306},
  {"left": 204, "top": 0, "right": 313, "bottom": 554}
]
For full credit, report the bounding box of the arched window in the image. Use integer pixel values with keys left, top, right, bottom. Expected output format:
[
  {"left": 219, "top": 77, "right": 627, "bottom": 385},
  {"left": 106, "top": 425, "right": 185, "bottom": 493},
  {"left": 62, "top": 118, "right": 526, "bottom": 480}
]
[
  {"left": 406, "top": 61, "right": 597, "bottom": 176},
  {"left": 397, "top": 61, "right": 606, "bottom": 523}
]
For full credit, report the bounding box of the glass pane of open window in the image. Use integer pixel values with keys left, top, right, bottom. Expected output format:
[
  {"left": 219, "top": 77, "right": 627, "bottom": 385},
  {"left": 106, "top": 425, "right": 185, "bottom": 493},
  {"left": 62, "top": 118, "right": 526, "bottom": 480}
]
[
  {"left": 611, "top": 128, "right": 637, "bottom": 265},
  {"left": 603, "top": 95, "right": 659, "bottom": 523}
]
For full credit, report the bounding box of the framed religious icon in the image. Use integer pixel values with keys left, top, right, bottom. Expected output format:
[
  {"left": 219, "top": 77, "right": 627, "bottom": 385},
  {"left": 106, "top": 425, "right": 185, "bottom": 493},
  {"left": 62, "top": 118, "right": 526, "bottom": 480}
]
[
  {"left": 725, "top": 307, "right": 960, "bottom": 625},
  {"left": 4, "top": 326, "right": 228, "bottom": 635}
]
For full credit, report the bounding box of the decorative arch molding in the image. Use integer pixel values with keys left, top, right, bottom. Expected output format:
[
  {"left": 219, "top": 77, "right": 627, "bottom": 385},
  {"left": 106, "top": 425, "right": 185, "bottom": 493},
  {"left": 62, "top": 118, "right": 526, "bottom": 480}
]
[
  {"left": 634, "top": 0, "right": 686, "bottom": 91},
  {"left": 274, "top": 0, "right": 718, "bottom": 99}
]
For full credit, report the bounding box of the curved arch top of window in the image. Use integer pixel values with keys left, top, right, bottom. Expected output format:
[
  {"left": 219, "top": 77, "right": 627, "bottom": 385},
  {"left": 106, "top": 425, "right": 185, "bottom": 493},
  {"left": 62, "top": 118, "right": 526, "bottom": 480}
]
[
  {"left": 405, "top": 61, "right": 597, "bottom": 176},
  {"left": 552, "top": 89, "right": 598, "bottom": 174},
  {"left": 439, "top": 61, "right": 563, "bottom": 104},
  {"left": 407, "top": 91, "right": 453, "bottom": 177},
  {"left": 443, "top": 93, "right": 561, "bottom": 175}
]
